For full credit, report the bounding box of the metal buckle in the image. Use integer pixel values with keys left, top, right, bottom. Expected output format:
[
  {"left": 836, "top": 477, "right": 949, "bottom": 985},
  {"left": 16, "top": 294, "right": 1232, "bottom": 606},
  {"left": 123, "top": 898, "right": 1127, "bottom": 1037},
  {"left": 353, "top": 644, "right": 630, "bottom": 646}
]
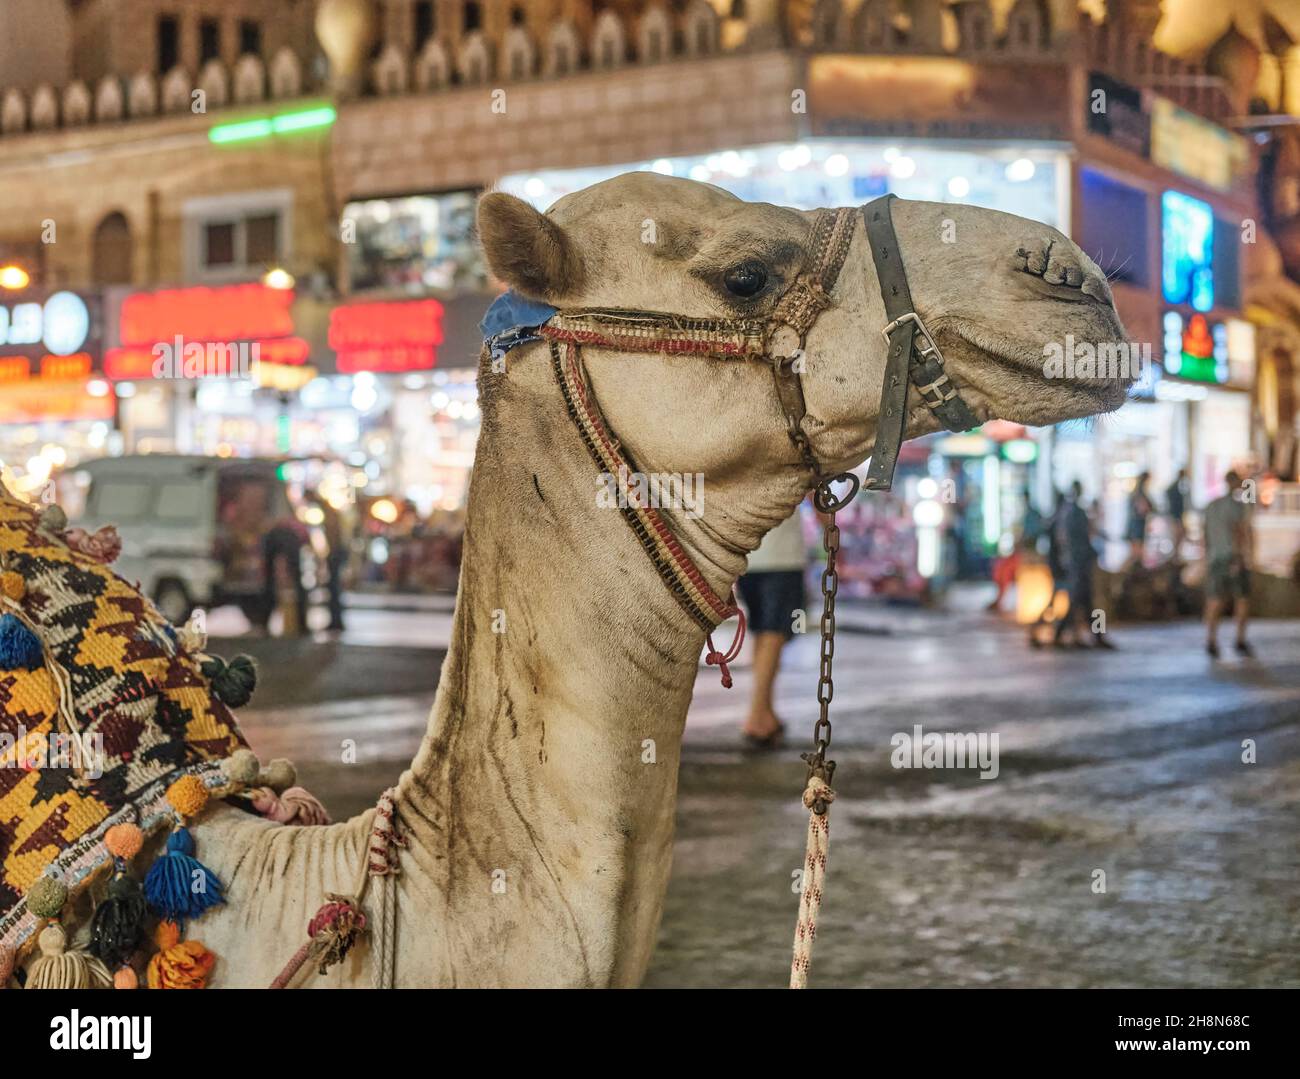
[
  {"left": 880, "top": 311, "right": 946, "bottom": 367},
  {"left": 914, "top": 376, "right": 959, "bottom": 406}
]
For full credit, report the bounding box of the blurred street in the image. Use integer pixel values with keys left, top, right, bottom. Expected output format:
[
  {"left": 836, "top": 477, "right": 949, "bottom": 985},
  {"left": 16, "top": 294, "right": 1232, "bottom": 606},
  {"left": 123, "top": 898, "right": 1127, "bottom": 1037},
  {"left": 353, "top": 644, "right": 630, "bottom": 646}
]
[{"left": 230, "top": 594, "right": 1300, "bottom": 989}]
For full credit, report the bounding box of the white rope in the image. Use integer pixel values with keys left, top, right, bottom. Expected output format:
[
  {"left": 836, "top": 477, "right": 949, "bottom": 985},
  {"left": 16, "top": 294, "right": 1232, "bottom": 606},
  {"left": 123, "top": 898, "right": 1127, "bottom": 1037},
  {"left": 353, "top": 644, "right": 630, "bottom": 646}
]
[
  {"left": 789, "top": 775, "right": 834, "bottom": 989},
  {"left": 371, "top": 871, "right": 396, "bottom": 990},
  {"left": 366, "top": 788, "right": 403, "bottom": 990}
]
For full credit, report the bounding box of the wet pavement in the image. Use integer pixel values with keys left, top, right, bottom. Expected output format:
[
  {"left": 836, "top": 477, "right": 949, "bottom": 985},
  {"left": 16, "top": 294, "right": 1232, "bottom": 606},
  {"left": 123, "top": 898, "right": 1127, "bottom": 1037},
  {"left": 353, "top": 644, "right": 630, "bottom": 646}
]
[{"left": 230, "top": 596, "right": 1300, "bottom": 988}]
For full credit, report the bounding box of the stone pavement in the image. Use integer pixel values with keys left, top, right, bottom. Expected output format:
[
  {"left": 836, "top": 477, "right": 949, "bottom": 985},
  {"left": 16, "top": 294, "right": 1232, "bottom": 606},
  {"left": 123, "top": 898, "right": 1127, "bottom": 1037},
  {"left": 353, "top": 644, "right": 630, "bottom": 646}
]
[
  {"left": 229, "top": 600, "right": 1300, "bottom": 988},
  {"left": 656, "top": 618, "right": 1300, "bottom": 988}
]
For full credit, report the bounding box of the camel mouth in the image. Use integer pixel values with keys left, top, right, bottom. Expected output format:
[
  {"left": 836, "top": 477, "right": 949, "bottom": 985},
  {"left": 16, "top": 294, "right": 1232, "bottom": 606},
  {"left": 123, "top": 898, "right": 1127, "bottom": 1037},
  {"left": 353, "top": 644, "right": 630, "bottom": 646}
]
[{"left": 942, "top": 319, "right": 1134, "bottom": 424}]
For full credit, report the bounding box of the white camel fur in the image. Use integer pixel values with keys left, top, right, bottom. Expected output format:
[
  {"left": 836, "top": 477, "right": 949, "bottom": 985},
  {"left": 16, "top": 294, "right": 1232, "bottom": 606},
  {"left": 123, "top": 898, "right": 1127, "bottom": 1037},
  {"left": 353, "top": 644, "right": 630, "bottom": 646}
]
[{"left": 52, "top": 173, "right": 1131, "bottom": 987}]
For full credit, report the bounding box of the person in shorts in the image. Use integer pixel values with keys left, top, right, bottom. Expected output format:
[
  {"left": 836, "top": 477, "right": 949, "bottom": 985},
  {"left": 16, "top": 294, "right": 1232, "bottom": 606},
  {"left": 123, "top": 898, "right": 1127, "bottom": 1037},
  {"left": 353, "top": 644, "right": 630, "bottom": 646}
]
[
  {"left": 1124, "top": 471, "right": 1154, "bottom": 568},
  {"left": 1204, "top": 470, "right": 1254, "bottom": 658},
  {"left": 736, "top": 506, "right": 808, "bottom": 748}
]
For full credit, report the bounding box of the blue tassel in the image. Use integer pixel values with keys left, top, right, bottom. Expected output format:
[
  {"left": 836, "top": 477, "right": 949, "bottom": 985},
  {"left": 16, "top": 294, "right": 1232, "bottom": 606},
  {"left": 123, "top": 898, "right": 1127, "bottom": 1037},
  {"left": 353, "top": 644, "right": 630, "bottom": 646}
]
[
  {"left": 0, "top": 613, "right": 43, "bottom": 670},
  {"left": 144, "top": 827, "right": 225, "bottom": 921}
]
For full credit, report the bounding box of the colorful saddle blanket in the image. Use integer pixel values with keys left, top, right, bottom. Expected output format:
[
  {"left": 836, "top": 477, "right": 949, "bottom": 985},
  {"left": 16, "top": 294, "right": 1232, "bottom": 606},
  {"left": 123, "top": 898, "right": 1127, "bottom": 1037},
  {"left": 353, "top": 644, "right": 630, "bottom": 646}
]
[{"left": 0, "top": 485, "right": 246, "bottom": 953}]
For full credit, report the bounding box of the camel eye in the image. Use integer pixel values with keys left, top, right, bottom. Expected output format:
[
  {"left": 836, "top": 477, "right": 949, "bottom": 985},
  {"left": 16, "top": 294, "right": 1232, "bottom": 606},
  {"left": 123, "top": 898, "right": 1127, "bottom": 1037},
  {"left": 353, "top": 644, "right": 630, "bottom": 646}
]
[{"left": 723, "top": 260, "right": 768, "bottom": 298}]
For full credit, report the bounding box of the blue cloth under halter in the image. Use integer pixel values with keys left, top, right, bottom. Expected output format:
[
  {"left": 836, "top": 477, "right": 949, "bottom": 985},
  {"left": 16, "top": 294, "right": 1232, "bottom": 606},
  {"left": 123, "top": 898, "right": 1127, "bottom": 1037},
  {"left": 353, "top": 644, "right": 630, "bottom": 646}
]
[{"left": 479, "top": 290, "right": 558, "bottom": 362}]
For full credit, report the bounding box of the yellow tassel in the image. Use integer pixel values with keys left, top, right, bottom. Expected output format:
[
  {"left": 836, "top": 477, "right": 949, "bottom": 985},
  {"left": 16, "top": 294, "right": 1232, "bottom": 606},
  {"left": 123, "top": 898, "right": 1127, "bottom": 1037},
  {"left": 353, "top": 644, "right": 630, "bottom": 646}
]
[{"left": 25, "top": 924, "right": 113, "bottom": 989}]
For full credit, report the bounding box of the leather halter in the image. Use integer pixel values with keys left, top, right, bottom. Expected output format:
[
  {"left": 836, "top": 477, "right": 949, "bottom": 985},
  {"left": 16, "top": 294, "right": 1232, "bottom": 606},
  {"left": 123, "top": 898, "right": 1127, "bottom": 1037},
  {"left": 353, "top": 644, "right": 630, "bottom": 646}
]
[
  {"left": 861, "top": 194, "right": 979, "bottom": 490},
  {"left": 530, "top": 195, "right": 976, "bottom": 634}
]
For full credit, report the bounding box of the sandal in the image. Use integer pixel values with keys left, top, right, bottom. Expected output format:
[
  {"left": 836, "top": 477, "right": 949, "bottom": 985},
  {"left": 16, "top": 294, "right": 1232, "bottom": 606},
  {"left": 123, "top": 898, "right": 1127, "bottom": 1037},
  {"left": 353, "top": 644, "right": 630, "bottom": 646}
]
[{"left": 742, "top": 722, "right": 785, "bottom": 751}]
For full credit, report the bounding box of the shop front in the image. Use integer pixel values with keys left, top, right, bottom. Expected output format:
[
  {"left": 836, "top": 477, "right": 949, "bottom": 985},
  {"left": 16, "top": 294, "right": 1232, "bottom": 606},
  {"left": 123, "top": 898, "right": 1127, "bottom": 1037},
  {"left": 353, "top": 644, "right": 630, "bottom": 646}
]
[
  {"left": 103, "top": 281, "right": 320, "bottom": 458},
  {"left": 501, "top": 138, "right": 1068, "bottom": 228},
  {"left": 0, "top": 289, "right": 112, "bottom": 495},
  {"left": 311, "top": 293, "right": 489, "bottom": 590}
]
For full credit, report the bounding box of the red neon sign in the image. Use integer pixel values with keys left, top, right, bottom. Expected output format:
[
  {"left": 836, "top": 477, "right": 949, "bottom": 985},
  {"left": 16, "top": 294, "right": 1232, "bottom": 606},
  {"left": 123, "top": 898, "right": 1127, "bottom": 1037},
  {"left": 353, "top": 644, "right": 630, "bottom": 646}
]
[
  {"left": 104, "top": 338, "right": 310, "bottom": 380},
  {"left": 109, "top": 283, "right": 308, "bottom": 379},
  {"left": 119, "top": 284, "right": 295, "bottom": 345},
  {"left": 0, "top": 356, "right": 30, "bottom": 381},
  {"left": 329, "top": 299, "right": 443, "bottom": 374},
  {"left": 0, "top": 353, "right": 93, "bottom": 382},
  {"left": 41, "top": 352, "right": 93, "bottom": 380}
]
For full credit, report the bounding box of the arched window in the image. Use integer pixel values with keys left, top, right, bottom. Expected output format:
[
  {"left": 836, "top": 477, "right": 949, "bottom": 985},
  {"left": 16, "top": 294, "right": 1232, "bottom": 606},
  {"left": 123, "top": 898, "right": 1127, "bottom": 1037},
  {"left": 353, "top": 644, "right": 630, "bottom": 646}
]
[{"left": 93, "top": 213, "right": 133, "bottom": 285}]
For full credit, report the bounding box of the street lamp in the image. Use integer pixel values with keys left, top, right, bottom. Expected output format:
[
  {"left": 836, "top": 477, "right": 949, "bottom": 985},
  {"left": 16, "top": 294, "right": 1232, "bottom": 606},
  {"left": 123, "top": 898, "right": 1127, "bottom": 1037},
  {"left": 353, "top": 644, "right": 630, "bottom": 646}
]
[
  {"left": 0, "top": 265, "right": 30, "bottom": 290},
  {"left": 262, "top": 267, "right": 296, "bottom": 290}
]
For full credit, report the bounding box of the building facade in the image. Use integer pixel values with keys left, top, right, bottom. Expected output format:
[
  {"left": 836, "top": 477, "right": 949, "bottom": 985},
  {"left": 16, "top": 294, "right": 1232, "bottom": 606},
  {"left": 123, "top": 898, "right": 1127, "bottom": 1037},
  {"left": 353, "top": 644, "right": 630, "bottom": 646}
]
[{"left": 0, "top": 0, "right": 1296, "bottom": 588}]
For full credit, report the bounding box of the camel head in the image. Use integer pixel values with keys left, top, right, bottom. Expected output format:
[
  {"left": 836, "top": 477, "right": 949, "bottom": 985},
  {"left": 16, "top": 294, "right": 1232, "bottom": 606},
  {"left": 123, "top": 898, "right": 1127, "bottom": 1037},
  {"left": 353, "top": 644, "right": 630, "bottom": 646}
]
[{"left": 478, "top": 172, "right": 1130, "bottom": 544}]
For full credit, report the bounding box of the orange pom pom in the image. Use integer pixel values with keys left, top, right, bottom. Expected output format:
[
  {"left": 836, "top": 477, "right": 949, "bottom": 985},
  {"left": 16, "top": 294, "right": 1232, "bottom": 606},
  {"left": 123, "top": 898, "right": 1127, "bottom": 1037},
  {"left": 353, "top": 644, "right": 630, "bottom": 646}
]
[
  {"left": 154, "top": 919, "right": 181, "bottom": 950},
  {"left": 104, "top": 822, "right": 144, "bottom": 860},
  {"left": 146, "top": 922, "right": 215, "bottom": 989},
  {"left": 113, "top": 966, "right": 138, "bottom": 989},
  {"left": 165, "top": 774, "right": 209, "bottom": 819},
  {"left": 0, "top": 571, "right": 23, "bottom": 602}
]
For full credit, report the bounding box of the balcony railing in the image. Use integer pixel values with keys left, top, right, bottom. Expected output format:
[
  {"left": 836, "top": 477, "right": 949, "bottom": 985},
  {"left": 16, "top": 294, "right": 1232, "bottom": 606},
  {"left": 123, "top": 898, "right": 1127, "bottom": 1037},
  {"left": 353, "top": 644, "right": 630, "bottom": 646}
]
[{"left": 0, "top": 2, "right": 1233, "bottom": 140}]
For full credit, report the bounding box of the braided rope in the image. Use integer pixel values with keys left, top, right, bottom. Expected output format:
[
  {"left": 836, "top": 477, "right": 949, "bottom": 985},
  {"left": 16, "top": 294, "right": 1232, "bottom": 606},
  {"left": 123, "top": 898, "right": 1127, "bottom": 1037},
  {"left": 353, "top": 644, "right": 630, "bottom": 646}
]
[
  {"left": 789, "top": 775, "right": 835, "bottom": 989},
  {"left": 367, "top": 788, "right": 403, "bottom": 989},
  {"left": 372, "top": 871, "right": 396, "bottom": 990},
  {"left": 265, "top": 787, "right": 404, "bottom": 989}
]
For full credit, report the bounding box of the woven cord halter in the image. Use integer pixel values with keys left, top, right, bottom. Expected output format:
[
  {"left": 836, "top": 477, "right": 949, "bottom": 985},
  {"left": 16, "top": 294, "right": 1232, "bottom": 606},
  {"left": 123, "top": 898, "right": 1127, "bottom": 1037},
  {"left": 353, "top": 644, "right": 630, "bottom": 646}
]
[{"left": 538, "top": 207, "right": 859, "bottom": 641}]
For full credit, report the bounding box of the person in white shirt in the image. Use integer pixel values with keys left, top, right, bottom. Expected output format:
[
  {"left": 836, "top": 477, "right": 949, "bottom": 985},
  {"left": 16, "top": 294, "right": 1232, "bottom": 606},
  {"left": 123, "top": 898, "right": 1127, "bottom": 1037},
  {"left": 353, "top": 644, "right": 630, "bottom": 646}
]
[{"left": 735, "top": 505, "right": 809, "bottom": 748}]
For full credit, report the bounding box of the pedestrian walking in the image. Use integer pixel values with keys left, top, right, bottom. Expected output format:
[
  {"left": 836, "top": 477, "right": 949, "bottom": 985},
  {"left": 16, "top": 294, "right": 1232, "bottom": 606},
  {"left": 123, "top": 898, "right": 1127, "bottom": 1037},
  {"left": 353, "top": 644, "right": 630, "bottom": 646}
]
[
  {"left": 1124, "top": 471, "right": 1154, "bottom": 568},
  {"left": 308, "top": 492, "right": 349, "bottom": 633},
  {"left": 1165, "top": 467, "right": 1188, "bottom": 561},
  {"left": 259, "top": 517, "right": 309, "bottom": 637},
  {"left": 1027, "top": 489, "right": 1065, "bottom": 647},
  {"left": 1204, "top": 470, "right": 1254, "bottom": 659},
  {"left": 1054, "top": 481, "right": 1115, "bottom": 650},
  {"left": 736, "top": 504, "right": 811, "bottom": 749},
  {"left": 988, "top": 487, "right": 1039, "bottom": 614}
]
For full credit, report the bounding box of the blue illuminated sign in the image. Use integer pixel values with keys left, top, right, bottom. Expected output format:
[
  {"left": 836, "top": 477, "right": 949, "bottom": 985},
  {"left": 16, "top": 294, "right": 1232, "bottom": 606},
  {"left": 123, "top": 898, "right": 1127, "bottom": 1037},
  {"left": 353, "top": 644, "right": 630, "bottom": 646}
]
[{"left": 1161, "top": 190, "right": 1214, "bottom": 312}]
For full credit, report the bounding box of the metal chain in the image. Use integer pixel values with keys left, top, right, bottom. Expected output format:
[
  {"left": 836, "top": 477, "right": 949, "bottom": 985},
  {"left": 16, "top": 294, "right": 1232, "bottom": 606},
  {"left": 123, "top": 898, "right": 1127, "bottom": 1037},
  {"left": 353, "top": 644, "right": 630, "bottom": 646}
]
[
  {"left": 805, "top": 472, "right": 859, "bottom": 812},
  {"left": 787, "top": 414, "right": 821, "bottom": 478}
]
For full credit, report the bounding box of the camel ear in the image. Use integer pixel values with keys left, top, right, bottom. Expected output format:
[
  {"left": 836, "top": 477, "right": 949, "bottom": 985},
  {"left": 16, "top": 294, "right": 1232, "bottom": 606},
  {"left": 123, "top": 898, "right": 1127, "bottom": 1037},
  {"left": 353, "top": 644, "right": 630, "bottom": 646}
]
[{"left": 477, "top": 192, "right": 584, "bottom": 302}]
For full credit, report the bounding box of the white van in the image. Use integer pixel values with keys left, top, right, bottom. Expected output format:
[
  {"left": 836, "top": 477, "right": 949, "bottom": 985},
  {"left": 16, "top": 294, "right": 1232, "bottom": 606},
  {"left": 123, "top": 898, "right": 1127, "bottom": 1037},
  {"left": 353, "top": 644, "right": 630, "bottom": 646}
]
[{"left": 70, "top": 455, "right": 295, "bottom": 624}]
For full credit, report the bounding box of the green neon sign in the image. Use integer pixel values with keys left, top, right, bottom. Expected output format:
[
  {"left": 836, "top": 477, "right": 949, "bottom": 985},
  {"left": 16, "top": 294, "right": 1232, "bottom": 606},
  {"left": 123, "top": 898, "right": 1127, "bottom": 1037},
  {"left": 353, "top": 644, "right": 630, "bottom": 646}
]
[{"left": 209, "top": 106, "right": 337, "bottom": 144}]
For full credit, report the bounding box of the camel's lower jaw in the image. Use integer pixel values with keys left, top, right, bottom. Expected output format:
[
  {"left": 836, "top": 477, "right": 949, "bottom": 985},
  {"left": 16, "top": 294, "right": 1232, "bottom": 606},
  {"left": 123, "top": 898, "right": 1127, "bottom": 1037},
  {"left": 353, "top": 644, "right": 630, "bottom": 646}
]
[{"left": 938, "top": 325, "right": 1136, "bottom": 428}]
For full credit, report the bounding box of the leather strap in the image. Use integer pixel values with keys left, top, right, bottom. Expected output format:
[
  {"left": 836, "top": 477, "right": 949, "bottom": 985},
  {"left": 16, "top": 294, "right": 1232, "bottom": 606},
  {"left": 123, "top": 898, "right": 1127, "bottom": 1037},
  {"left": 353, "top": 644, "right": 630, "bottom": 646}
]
[{"left": 861, "top": 195, "right": 978, "bottom": 491}]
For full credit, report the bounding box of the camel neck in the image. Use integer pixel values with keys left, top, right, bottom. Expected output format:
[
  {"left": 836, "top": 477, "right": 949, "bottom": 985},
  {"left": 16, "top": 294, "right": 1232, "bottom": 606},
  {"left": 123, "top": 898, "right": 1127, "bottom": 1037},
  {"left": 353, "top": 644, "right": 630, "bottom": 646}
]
[{"left": 396, "top": 347, "right": 714, "bottom": 986}]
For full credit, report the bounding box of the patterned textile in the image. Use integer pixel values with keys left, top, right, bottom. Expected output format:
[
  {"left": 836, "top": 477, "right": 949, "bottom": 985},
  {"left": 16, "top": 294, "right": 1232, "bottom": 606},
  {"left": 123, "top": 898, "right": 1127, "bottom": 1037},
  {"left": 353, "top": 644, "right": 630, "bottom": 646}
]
[{"left": 0, "top": 485, "right": 247, "bottom": 953}]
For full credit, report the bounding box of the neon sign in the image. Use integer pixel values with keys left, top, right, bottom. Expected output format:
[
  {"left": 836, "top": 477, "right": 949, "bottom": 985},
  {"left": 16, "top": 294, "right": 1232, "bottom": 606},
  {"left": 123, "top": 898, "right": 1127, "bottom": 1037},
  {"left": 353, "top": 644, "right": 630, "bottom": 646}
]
[
  {"left": 1162, "top": 310, "right": 1228, "bottom": 384},
  {"left": 329, "top": 299, "right": 444, "bottom": 374},
  {"left": 106, "top": 283, "right": 309, "bottom": 380},
  {"left": 0, "top": 291, "right": 91, "bottom": 356},
  {"left": 119, "top": 284, "right": 294, "bottom": 343},
  {"left": 209, "top": 106, "right": 337, "bottom": 145},
  {"left": 1161, "top": 191, "right": 1214, "bottom": 313}
]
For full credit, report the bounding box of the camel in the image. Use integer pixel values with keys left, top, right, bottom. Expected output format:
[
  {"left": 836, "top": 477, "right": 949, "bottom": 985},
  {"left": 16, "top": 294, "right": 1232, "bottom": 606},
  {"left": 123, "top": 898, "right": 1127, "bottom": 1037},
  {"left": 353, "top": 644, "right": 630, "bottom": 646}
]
[{"left": 41, "top": 173, "right": 1131, "bottom": 988}]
